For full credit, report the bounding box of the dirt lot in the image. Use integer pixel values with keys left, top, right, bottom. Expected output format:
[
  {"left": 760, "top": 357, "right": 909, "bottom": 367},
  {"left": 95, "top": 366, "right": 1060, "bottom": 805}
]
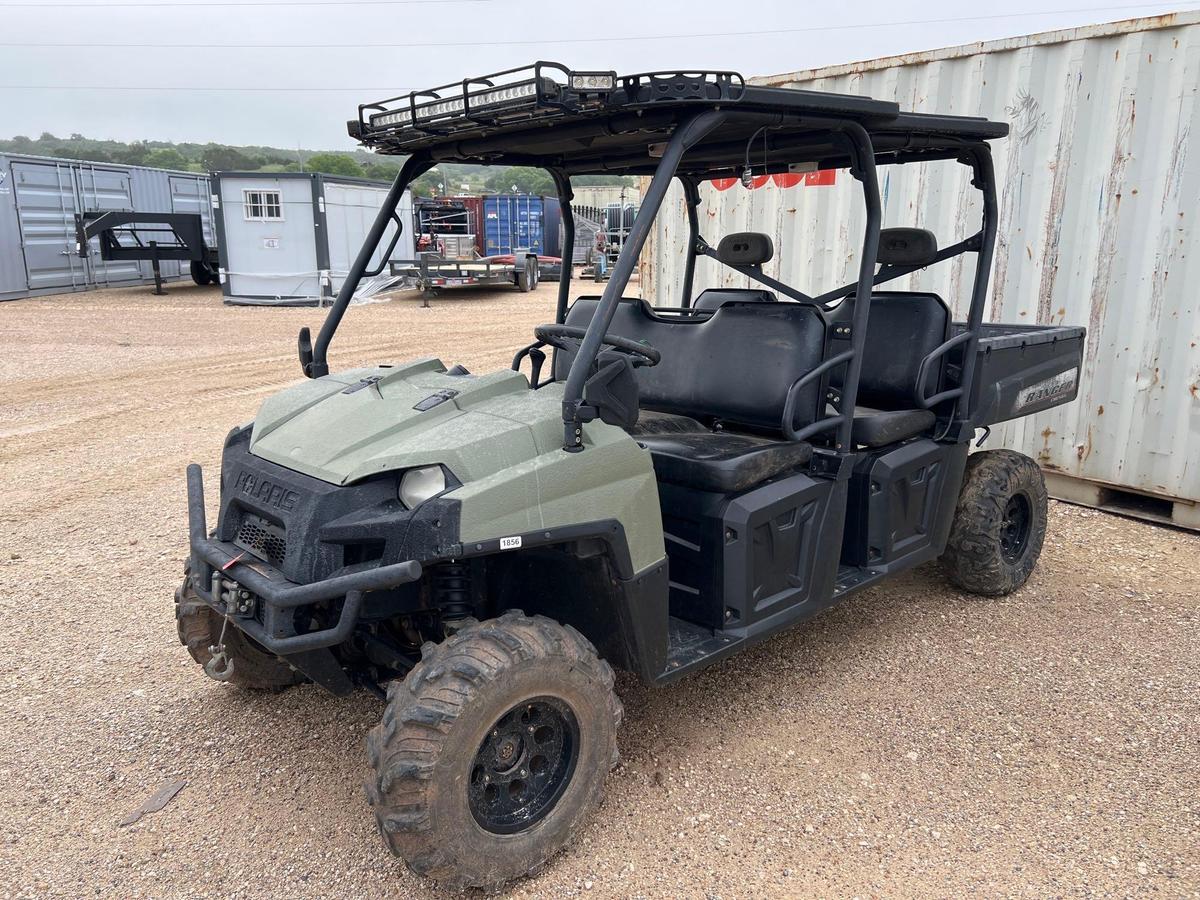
[{"left": 1, "top": 281, "right": 1197, "bottom": 899}]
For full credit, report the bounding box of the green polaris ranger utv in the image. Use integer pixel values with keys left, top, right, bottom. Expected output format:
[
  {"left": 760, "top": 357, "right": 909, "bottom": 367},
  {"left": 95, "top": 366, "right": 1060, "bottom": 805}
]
[{"left": 177, "top": 63, "right": 1085, "bottom": 888}]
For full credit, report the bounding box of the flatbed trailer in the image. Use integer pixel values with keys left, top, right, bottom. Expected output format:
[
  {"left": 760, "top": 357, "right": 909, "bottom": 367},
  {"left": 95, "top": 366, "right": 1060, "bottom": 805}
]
[{"left": 389, "top": 249, "right": 561, "bottom": 296}]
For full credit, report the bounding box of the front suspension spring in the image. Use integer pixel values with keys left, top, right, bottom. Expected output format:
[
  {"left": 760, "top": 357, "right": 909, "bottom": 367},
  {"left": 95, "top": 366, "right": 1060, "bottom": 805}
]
[{"left": 433, "top": 562, "right": 473, "bottom": 622}]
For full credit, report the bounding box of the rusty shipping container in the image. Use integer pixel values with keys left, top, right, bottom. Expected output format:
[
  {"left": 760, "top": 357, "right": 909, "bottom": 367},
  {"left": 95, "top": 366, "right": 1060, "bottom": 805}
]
[{"left": 641, "top": 12, "right": 1200, "bottom": 529}]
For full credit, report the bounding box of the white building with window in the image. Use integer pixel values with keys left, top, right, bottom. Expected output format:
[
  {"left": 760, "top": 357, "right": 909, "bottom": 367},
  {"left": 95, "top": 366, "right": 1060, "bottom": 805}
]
[{"left": 212, "top": 171, "right": 414, "bottom": 306}]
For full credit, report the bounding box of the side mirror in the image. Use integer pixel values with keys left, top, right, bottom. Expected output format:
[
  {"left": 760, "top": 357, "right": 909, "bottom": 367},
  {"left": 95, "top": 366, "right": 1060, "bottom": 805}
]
[
  {"left": 298, "top": 327, "right": 314, "bottom": 377},
  {"left": 583, "top": 351, "right": 640, "bottom": 428}
]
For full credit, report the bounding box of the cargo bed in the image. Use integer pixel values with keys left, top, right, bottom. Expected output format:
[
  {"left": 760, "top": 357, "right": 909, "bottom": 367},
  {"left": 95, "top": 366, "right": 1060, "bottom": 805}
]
[{"left": 955, "top": 322, "right": 1085, "bottom": 427}]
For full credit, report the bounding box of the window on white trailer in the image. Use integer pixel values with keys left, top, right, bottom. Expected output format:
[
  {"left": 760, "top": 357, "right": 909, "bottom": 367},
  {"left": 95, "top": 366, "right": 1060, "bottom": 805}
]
[{"left": 243, "top": 189, "right": 283, "bottom": 221}]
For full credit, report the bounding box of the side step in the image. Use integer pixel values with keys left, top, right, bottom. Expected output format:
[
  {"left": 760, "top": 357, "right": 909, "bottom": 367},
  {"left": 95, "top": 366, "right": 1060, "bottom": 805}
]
[
  {"left": 662, "top": 616, "right": 739, "bottom": 681},
  {"left": 659, "top": 565, "right": 890, "bottom": 683}
]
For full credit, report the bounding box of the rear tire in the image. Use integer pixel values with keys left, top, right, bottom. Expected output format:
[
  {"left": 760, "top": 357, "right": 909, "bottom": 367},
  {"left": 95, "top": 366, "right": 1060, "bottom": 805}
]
[
  {"left": 941, "top": 449, "right": 1048, "bottom": 596},
  {"left": 365, "top": 611, "right": 621, "bottom": 890},
  {"left": 175, "top": 567, "right": 305, "bottom": 690},
  {"left": 190, "top": 260, "right": 214, "bottom": 285},
  {"left": 517, "top": 258, "right": 535, "bottom": 292}
]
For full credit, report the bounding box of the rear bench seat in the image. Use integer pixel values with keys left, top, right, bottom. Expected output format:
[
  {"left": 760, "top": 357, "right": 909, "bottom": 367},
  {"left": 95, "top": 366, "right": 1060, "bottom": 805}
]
[
  {"left": 555, "top": 297, "right": 825, "bottom": 493},
  {"left": 827, "top": 291, "right": 951, "bottom": 447}
]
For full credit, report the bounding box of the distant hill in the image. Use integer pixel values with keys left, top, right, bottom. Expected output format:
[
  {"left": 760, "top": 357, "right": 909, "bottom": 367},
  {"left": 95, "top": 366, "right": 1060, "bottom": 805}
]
[{"left": 0, "top": 133, "right": 635, "bottom": 197}]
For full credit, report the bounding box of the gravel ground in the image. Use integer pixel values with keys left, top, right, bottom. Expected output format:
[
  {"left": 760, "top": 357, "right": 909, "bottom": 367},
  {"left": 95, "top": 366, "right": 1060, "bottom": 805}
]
[{"left": 1, "top": 281, "right": 1197, "bottom": 899}]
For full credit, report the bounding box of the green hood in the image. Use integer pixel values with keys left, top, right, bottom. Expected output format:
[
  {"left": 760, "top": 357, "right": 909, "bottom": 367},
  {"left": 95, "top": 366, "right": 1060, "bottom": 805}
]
[{"left": 249, "top": 358, "right": 558, "bottom": 486}]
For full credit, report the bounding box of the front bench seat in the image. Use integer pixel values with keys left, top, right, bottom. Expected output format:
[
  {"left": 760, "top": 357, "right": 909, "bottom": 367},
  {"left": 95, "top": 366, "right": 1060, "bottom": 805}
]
[
  {"left": 625, "top": 409, "right": 708, "bottom": 437},
  {"left": 625, "top": 411, "right": 812, "bottom": 493},
  {"left": 691, "top": 287, "right": 777, "bottom": 311},
  {"left": 637, "top": 431, "right": 814, "bottom": 494}
]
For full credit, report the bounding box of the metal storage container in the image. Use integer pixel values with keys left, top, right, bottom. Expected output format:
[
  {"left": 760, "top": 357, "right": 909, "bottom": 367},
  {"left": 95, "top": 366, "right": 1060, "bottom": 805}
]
[
  {"left": 213, "top": 172, "right": 414, "bottom": 306},
  {"left": 641, "top": 12, "right": 1200, "bottom": 529},
  {"left": 0, "top": 153, "right": 213, "bottom": 301},
  {"left": 481, "top": 194, "right": 544, "bottom": 256}
]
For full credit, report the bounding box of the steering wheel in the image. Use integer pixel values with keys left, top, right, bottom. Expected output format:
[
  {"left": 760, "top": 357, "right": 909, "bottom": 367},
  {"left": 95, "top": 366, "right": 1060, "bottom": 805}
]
[{"left": 533, "top": 324, "right": 661, "bottom": 367}]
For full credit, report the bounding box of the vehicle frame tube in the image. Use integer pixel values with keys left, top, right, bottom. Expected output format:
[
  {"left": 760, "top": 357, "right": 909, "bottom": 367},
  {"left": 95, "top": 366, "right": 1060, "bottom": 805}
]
[
  {"left": 560, "top": 110, "right": 727, "bottom": 449},
  {"left": 307, "top": 152, "right": 434, "bottom": 378}
]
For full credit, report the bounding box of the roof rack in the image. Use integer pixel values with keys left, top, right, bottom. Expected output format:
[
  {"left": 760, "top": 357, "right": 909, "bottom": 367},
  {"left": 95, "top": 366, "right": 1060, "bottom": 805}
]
[
  {"left": 348, "top": 61, "right": 1006, "bottom": 175},
  {"left": 352, "top": 61, "right": 748, "bottom": 149}
]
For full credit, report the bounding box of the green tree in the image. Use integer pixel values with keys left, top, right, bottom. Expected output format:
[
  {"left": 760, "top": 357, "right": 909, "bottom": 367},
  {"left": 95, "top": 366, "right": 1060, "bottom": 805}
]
[
  {"left": 410, "top": 170, "right": 443, "bottom": 197},
  {"left": 362, "top": 162, "right": 400, "bottom": 182},
  {"left": 482, "top": 166, "right": 554, "bottom": 196},
  {"left": 144, "top": 147, "right": 188, "bottom": 170},
  {"left": 304, "top": 152, "right": 364, "bottom": 178},
  {"left": 199, "top": 143, "right": 255, "bottom": 172},
  {"left": 572, "top": 174, "right": 637, "bottom": 187}
]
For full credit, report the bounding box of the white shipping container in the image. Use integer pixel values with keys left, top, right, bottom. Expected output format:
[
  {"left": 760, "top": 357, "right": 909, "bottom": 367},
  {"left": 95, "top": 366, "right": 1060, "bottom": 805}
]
[{"left": 641, "top": 12, "right": 1200, "bottom": 528}]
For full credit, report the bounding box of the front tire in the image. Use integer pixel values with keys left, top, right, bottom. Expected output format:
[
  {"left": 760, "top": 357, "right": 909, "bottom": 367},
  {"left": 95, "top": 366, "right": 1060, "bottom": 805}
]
[
  {"left": 365, "top": 611, "right": 621, "bottom": 890},
  {"left": 175, "top": 567, "right": 305, "bottom": 690},
  {"left": 941, "top": 449, "right": 1048, "bottom": 596}
]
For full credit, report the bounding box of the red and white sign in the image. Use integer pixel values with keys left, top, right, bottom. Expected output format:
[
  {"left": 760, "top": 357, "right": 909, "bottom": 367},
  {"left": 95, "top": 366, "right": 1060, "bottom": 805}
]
[{"left": 709, "top": 170, "right": 836, "bottom": 191}]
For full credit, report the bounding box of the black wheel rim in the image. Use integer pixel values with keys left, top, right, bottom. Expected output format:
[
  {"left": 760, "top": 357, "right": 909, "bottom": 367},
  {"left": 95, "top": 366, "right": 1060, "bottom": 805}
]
[
  {"left": 468, "top": 696, "right": 579, "bottom": 835},
  {"left": 1000, "top": 493, "right": 1032, "bottom": 564}
]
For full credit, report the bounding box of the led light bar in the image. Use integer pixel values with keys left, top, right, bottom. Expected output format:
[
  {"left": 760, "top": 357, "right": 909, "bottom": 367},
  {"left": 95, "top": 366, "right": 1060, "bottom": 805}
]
[
  {"left": 417, "top": 96, "right": 466, "bottom": 120},
  {"left": 370, "top": 79, "right": 542, "bottom": 130},
  {"left": 569, "top": 71, "right": 616, "bottom": 92},
  {"left": 371, "top": 109, "right": 412, "bottom": 128},
  {"left": 472, "top": 80, "right": 539, "bottom": 108}
]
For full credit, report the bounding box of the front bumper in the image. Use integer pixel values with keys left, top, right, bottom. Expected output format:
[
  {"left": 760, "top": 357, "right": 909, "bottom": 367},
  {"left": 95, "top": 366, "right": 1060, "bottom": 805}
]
[{"left": 186, "top": 464, "right": 423, "bottom": 656}]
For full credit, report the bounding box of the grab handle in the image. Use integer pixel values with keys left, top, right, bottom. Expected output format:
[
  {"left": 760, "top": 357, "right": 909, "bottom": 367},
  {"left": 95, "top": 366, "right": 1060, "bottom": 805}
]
[{"left": 914, "top": 330, "right": 972, "bottom": 409}]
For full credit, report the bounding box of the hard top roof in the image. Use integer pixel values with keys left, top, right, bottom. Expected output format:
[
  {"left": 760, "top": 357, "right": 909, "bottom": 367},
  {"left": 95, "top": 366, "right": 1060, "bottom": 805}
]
[{"left": 350, "top": 63, "right": 1008, "bottom": 177}]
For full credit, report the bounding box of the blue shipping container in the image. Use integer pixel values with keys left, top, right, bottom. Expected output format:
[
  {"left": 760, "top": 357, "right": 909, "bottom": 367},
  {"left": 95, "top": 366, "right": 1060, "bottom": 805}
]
[{"left": 482, "top": 194, "right": 544, "bottom": 256}]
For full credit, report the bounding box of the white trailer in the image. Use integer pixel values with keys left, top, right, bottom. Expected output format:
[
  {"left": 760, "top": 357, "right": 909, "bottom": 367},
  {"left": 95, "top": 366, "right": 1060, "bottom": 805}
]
[{"left": 213, "top": 171, "right": 414, "bottom": 306}]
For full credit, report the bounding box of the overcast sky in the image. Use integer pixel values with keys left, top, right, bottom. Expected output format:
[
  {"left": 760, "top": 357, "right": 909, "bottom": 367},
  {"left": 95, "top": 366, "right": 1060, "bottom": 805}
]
[{"left": 0, "top": 0, "right": 1192, "bottom": 150}]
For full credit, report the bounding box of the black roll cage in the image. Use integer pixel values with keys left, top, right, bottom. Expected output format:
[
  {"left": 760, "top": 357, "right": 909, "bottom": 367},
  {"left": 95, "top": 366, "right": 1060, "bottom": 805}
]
[{"left": 304, "top": 73, "right": 1000, "bottom": 461}]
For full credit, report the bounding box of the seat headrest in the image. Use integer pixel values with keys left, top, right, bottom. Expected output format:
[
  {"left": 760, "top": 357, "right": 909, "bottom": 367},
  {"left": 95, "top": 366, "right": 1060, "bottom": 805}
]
[
  {"left": 877, "top": 228, "right": 938, "bottom": 266},
  {"left": 716, "top": 232, "right": 774, "bottom": 267}
]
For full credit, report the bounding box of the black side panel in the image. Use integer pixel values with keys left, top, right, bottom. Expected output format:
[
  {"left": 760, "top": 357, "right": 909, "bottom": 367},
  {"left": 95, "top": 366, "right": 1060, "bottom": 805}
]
[
  {"left": 484, "top": 546, "right": 669, "bottom": 681},
  {"left": 655, "top": 473, "right": 838, "bottom": 632},
  {"left": 656, "top": 483, "right": 726, "bottom": 628},
  {"left": 723, "top": 473, "right": 838, "bottom": 629},
  {"left": 841, "top": 439, "right": 968, "bottom": 571}
]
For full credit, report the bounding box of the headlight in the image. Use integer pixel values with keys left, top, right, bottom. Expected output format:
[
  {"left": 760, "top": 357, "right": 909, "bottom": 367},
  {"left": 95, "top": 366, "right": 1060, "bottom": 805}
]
[{"left": 399, "top": 465, "right": 447, "bottom": 509}]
